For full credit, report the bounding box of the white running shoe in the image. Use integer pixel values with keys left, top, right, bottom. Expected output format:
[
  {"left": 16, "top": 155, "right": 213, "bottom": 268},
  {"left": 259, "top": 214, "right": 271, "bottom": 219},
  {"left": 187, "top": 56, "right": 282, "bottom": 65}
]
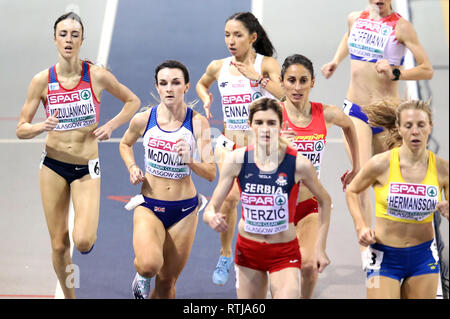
[{"left": 132, "top": 272, "right": 151, "bottom": 299}]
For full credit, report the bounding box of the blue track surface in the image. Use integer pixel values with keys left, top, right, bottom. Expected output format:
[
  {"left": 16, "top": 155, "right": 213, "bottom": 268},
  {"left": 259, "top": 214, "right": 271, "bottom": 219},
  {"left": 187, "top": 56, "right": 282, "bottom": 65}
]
[{"left": 74, "top": 0, "right": 250, "bottom": 299}]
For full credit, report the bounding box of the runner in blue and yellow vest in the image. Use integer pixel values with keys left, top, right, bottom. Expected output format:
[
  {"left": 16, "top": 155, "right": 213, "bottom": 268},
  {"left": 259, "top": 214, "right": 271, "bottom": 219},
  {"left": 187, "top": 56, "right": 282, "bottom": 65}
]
[{"left": 346, "top": 99, "right": 449, "bottom": 299}]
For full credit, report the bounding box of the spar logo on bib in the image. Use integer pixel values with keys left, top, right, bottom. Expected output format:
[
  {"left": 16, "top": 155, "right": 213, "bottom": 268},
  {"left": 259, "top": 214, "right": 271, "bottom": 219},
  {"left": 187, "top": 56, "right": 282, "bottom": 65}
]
[
  {"left": 48, "top": 92, "right": 80, "bottom": 105},
  {"left": 147, "top": 138, "right": 177, "bottom": 153},
  {"left": 315, "top": 141, "right": 324, "bottom": 152},
  {"left": 380, "top": 25, "right": 391, "bottom": 36},
  {"left": 390, "top": 183, "right": 427, "bottom": 196},
  {"left": 222, "top": 93, "right": 252, "bottom": 105},
  {"left": 427, "top": 186, "right": 438, "bottom": 198},
  {"left": 80, "top": 89, "right": 91, "bottom": 100},
  {"left": 252, "top": 92, "right": 262, "bottom": 101},
  {"left": 275, "top": 195, "right": 286, "bottom": 206}
]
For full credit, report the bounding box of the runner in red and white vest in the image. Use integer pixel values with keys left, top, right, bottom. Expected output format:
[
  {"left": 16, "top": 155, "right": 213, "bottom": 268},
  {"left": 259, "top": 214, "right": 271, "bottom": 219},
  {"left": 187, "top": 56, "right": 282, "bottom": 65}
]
[
  {"left": 16, "top": 12, "right": 140, "bottom": 299},
  {"left": 280, "top": 54, "right": 360, "bottom": 298},
  {"left": 321, "top": 0, "right": 433, "bottom": 248}
]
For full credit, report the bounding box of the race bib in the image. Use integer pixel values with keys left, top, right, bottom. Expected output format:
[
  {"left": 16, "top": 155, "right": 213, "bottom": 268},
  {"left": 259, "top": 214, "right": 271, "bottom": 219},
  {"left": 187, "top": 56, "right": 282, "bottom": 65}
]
[
  {"left": 88, "top": 158, "right": 101, "bottom": 179},
  {"left": 47, "top": 88, "right": 97, "bottom": 131},
  {"left": 222, "top": 93, "right": 252, "bottom": 130},
  {"left": 387, "top": 182, "right": 438, "bottom": 221},
  {"left": 146, "top": 137, "right": 190, "bottom": 179},
  {"left": 292, "top": 137, "right": 325, "bottom": 178},
  {"left": 348, "top": 18, "right": 392, "bottom": 62},
  {"left": 241, "top": 192, "right": 289, "bottom": 235}
]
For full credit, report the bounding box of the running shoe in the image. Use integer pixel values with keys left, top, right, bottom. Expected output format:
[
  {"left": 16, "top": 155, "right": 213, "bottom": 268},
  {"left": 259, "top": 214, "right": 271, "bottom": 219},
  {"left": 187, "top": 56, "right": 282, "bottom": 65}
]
[
  {"left": 212, "top": 255, "right": 233, "bottom": 286},
  {"left": 132, "top": 272, "right": 151, "bottom": 299}
]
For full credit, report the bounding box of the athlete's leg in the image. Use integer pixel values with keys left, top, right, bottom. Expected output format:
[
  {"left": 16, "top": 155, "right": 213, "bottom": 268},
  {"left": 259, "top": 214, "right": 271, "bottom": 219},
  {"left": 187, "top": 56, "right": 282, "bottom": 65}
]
[
  {"left": 366, "top": 276, "right": 401, "bottom": 299},
  {"left": 212, "top": 145, "right": 239, "bottom": 285},
  {"left": 269, "top": 267, "right": 301, "bottom": 299},
  {"left": 295, "top": 213, "right": 319, "bottom": 298},
  {"left": 343, "top": 117, "right": 374, "bottom": 237},
  {"left": 401, "top": 273, "right": 439, "bottom": 299},
  {"left": 235, "top": 265, "right": 268, "bottom": 299},
  {"left": 151, "top": 210, "right": 199, "bottom": 299},
  {"left": 70, "top": 174, "right": 100, "bottom": 253},
  {"left": 40, "top": 165, "right": 74, "bottom": 298},
  {"left": 133, "top": 206, "right": 166, "bottom": 279},
  {"left": 215, "top": 145, "right": 239, "bottom": 258}
]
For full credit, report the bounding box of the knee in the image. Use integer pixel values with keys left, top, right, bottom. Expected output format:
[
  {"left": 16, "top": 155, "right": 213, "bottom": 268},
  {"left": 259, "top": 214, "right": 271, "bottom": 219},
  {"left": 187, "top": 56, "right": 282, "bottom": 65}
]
[
  {"left": 51, "top": 240, "right": 71, "bottom": 257},
  {"left": 135, "top": 256, "right": 163, "bottom": 278},
  {"left": 301, "top": 260, "right": 317, "bottom": 278},
  {"left": 73, "top": 233, "right": 96, "bottom": 254}
]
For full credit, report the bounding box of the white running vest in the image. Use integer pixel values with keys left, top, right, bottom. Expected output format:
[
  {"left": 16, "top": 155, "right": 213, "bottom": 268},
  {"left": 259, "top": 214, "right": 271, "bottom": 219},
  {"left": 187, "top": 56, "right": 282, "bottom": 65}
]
[
  {"left": 142, "top": 106, "right": 196, "bottom": 180},
  {"left": 218, "top": 54, "right": 275, "bottom": 131}
]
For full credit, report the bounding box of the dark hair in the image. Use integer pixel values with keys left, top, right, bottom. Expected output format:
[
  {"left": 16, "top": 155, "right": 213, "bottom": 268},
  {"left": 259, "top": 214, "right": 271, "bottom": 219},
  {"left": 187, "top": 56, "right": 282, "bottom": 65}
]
[
  {"left": 281, "top": 54, "right": 315, "bottom": 80},
  {"left": 154, "top": 60, "right": 190, "bottom": 84},
  {"left": 53, "top": 12, "right": 84, "bottom": 39},
  {"left": 226, "top": 12, "right": 275, "bottom": 57},
  {"left": 249, "top": 97, "right": 283, "bottom": 125}
]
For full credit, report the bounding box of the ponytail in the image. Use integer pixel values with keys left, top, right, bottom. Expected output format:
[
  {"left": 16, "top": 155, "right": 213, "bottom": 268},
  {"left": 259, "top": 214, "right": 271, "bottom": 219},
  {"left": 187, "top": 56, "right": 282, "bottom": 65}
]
[
  {"left": 363, "top": 98, "right": 433, "bottom": 150},
  {"left": 226, "top": 12, "right": 275, "bottom": 57}
]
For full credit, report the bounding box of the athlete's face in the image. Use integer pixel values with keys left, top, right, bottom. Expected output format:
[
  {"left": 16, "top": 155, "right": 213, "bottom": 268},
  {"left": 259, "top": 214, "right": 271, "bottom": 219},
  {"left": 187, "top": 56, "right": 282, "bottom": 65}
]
[
  {"left": 156, "top": 68, "right": 190, "bottom": 107},
  {"left": 250, "top": 109, "right": 281, "bottom": 147},
  {"left": 54, "top": 19, "right": 83, "bottom": 59},
  {"left": 369, "top": 0, "right": 392, "bottom": 16},
  {"left": 224, "top": 19, "right": 257, "bottom": 57},
  {"left": 281, "top": 64, "right": 315, "bottom": 105},
  {"left": 397, "top": 109, "right": 432, "bottom": 151}
]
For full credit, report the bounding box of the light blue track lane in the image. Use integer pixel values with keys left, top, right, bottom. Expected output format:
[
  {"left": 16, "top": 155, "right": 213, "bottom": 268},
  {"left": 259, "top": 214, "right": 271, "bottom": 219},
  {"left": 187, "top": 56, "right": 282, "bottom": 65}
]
[{"left": 73, "top": 0, "right": 250, "bottom": 299}]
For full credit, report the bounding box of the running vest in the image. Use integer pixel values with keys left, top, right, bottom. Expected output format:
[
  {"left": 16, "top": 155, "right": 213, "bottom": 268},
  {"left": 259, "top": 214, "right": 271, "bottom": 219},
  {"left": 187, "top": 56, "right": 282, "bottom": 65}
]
[
  {"left": 348, "top": 10, "right": 406, "bottom": 66},
  {"left": 374, "top": 148, "right": 441, "bottom": 224},
  {"left": 282, "top": 102, "right": 327, "bottom": 178},
  {"left": 237, "top": 145, "right": 299, "bottom": 235},
  {"left": 142, "top": 105, "right": 195, "bottom": 180},
  {"left": 44, "top": 61, "right": 100, "bottom": 131},
  {"left": 218, "top": 54, "right": 275, "bottom": 131}
]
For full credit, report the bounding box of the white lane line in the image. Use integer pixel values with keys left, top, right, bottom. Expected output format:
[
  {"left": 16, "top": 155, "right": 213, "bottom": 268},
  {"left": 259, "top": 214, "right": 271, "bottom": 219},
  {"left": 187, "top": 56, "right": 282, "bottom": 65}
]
[
  {"left": 251, "top": 0, "right": 264, "bottom": 24},
  {"left": 97, "top": 0, "right": 119, "bottom": 67},
  {"left": 0, "top": 138, "right": 125, "bottom": 144}
]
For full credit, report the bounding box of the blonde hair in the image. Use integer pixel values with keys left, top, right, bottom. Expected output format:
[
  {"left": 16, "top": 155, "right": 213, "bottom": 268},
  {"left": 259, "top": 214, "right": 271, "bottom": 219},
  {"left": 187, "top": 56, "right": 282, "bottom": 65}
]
[{"left": 363, "top": 98, "right": 433, "bottom": 149}]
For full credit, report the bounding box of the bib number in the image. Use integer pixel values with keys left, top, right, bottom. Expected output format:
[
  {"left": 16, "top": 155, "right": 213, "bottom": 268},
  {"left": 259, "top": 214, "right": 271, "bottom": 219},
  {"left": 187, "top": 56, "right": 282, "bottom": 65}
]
[
  {"left": 88, "top": 158, "right": 101, "bottom": 179},
  {"left": 363, "top": 246, "right": 384, "bottom": 271}
]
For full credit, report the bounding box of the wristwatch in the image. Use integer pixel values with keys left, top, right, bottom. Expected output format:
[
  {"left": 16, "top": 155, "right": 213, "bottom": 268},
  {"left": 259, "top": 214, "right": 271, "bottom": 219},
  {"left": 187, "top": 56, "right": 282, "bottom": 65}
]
[{"left": 392, "top": 68, "right": 401, "bottom": 81}]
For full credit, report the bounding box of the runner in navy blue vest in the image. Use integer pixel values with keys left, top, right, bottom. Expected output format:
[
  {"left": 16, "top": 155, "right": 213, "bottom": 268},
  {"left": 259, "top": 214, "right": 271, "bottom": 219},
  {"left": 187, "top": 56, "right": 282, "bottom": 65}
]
[{"left": 204, "top": 97, "right": 331, "bottom": 298}]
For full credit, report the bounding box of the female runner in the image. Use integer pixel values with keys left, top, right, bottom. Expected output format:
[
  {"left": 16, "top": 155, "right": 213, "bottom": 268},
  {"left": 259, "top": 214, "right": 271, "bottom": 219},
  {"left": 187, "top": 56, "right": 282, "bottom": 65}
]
[
  {"left": 346, "top": 99, "right": 448, "bottom": 298},
  {"left": 321, "top": 0, "right": 433, "bottom": 233},
  {"left": 280, "top": 54, "right": 360, "bottom": 298},
  {"left": 16, "top": 12, "right": 140, "bottom": 298},
  {"left": 204, "top": 97, "right": 331, "bottom": 298},
  {"left": 120, "top": 60, "right": 215, "bottom": 299},
  {"left": 196, "top": 11, "right": 284, "bottom": 285}
]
